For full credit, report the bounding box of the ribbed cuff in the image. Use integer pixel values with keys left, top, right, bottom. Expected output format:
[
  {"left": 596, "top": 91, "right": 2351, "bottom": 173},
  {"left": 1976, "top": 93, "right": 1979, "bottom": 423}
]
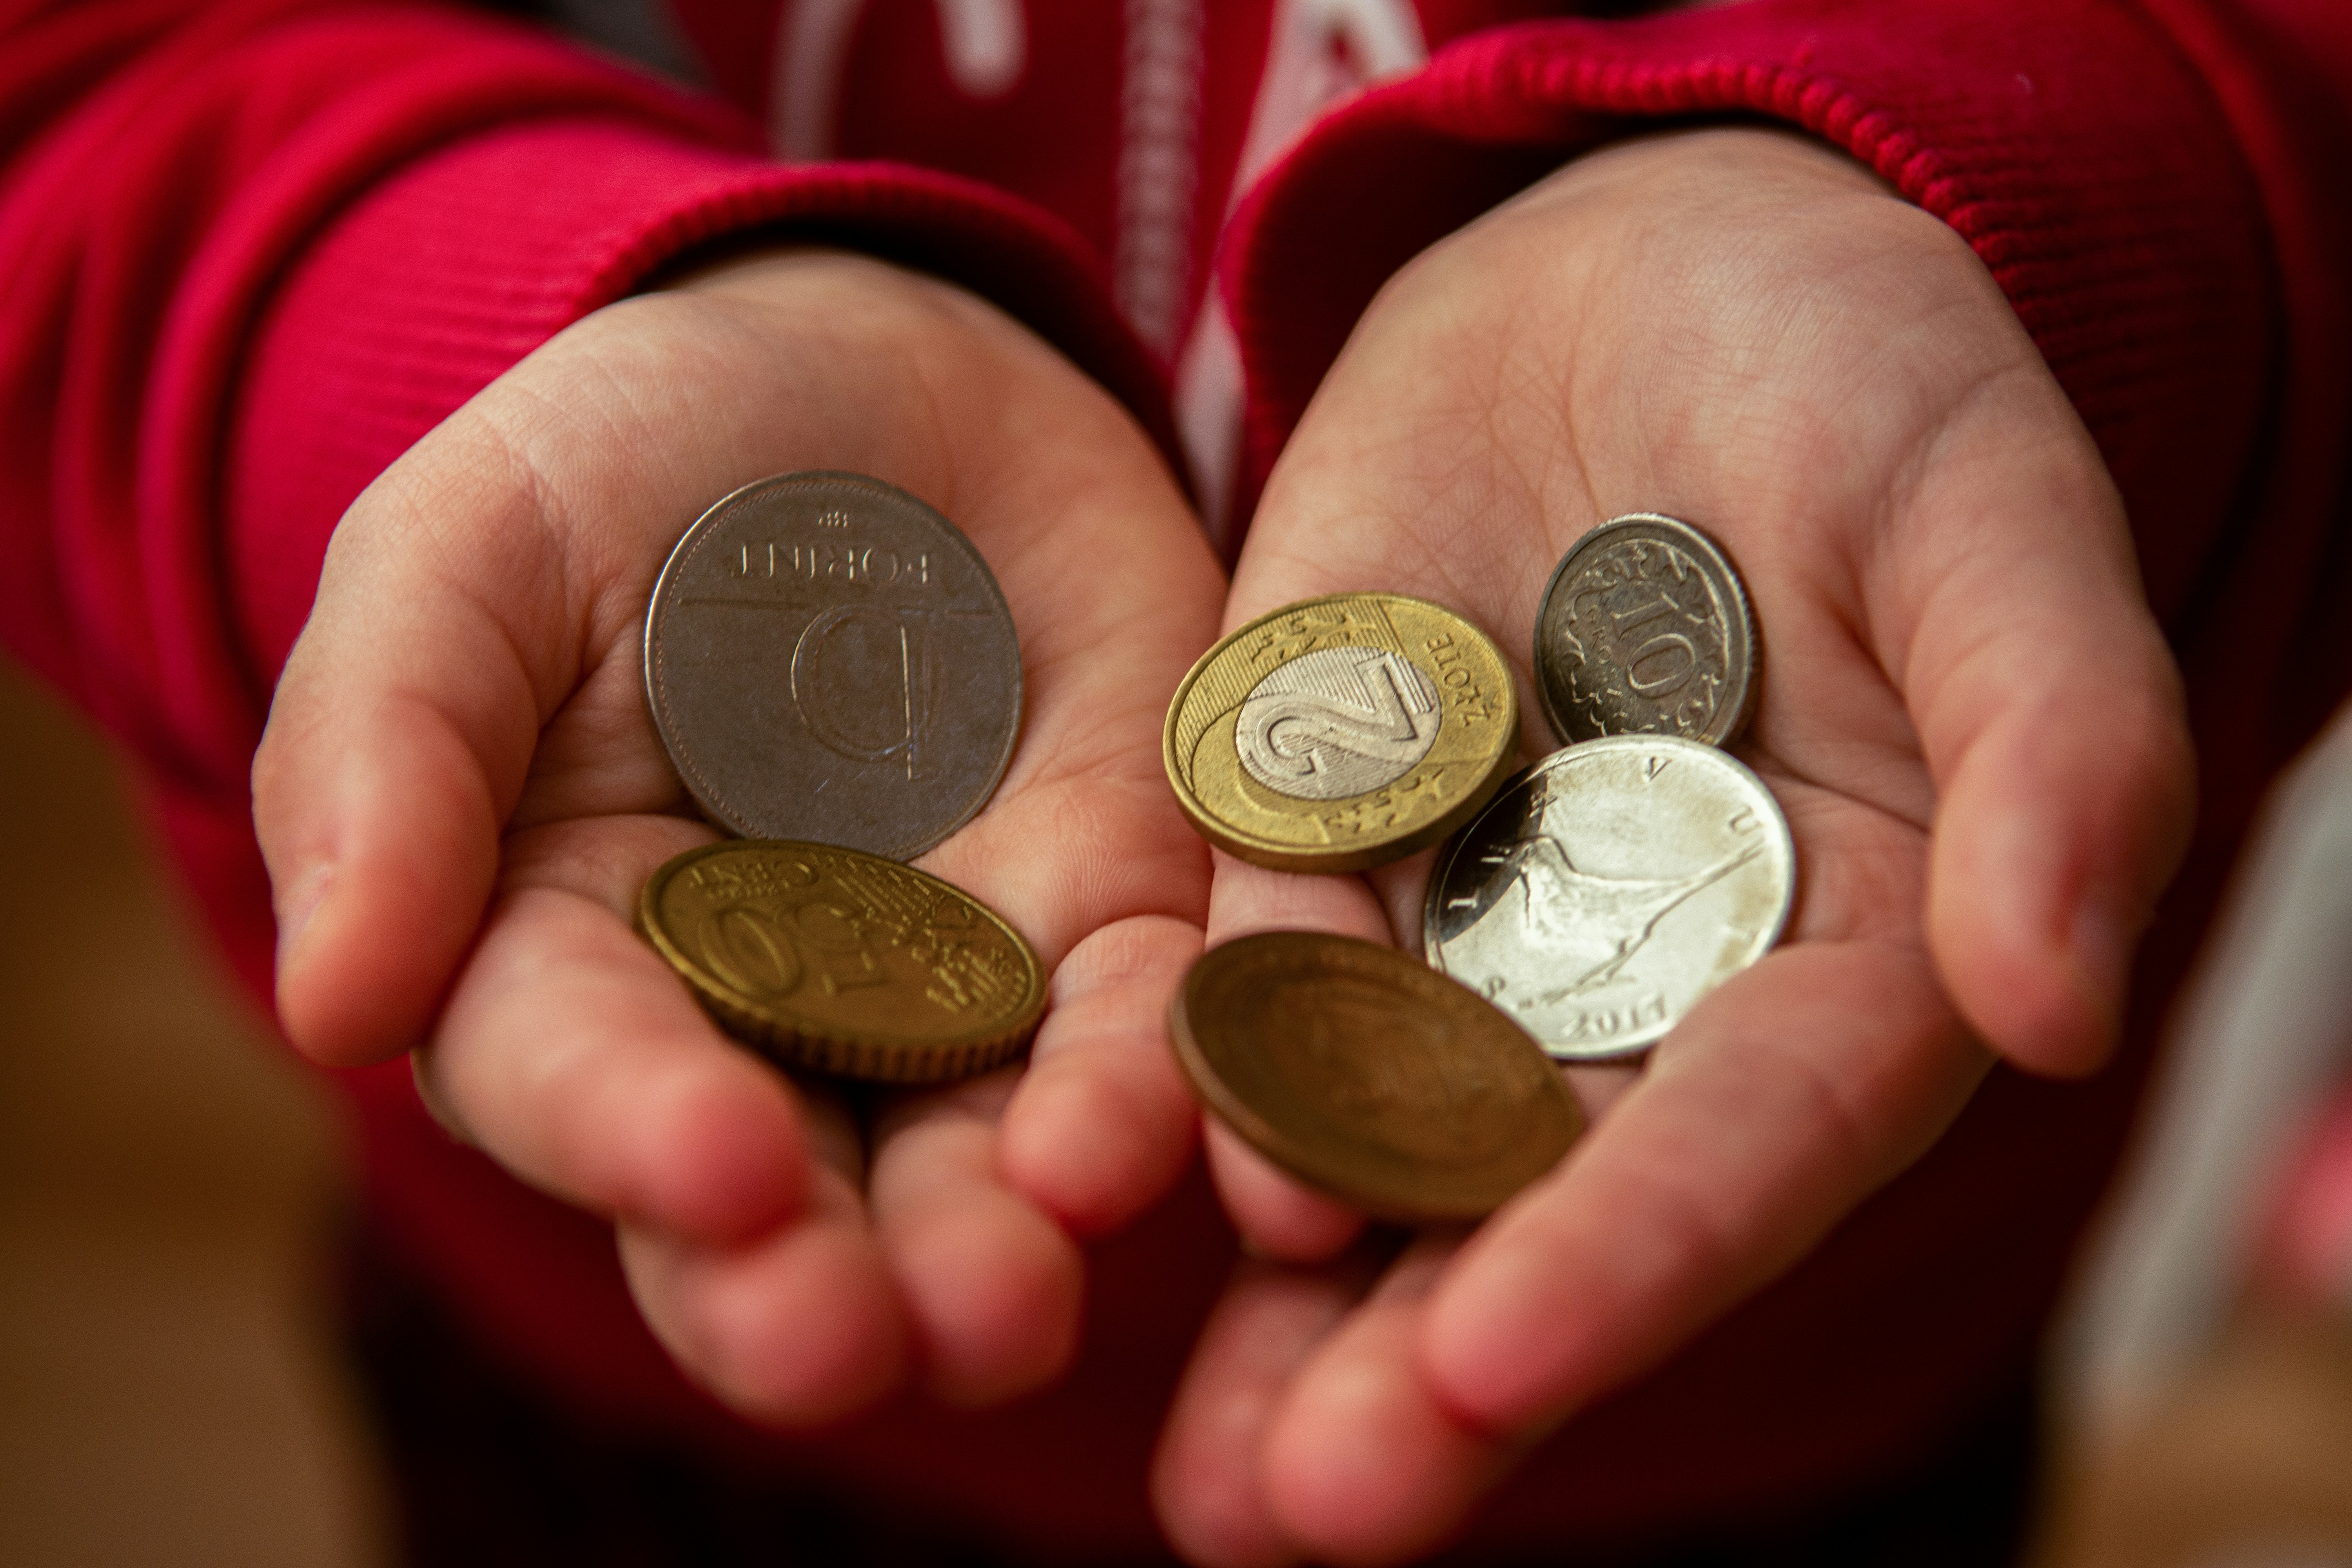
[
  {"left": 226, "top": 115, "right": 1167, "bottom": 701},
  {"left": 1220, "top": 0, "right": 2278, "bottom": 597}
]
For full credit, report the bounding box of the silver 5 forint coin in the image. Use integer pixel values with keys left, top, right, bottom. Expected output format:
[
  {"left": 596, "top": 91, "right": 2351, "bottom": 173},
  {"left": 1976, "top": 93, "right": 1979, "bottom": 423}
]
[
  {"left": 1534, "top": 514, "right": 1757, "bottom": 749},
  {"left": 1423, "top": 736, "right": 1794, "bottom": 1061},
  {"left": 643, "top": 472, "right": 1022, "bottom": 860}
]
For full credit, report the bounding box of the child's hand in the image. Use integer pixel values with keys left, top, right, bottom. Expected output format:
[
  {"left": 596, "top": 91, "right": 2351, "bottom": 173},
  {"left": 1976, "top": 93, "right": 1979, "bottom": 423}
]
[
  {"left": 1152, "top": 128, "right": 2194, "bottom": 1564},
  {"left": 252, "top": 252, "right": 1223, "bottom": 1420}
]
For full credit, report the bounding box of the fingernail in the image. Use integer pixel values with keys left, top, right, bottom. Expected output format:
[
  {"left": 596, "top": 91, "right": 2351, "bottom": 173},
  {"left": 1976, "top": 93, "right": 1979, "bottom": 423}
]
[
  {"left": 275, "top": 863, "right": 335, "bottom": 979},
  {"left": 409, "top": 1053, "right": 476, "bottom": 1147},
  {"left": 2069, "top": 891, "right": 2135, "bottom": 1037}
]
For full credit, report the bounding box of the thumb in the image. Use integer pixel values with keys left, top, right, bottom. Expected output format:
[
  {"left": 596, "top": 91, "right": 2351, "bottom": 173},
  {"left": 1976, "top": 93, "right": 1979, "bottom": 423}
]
[
  {"left": 1902, "top": 406, "right": 2195, "bottom": 1077},
  {"left": 252, "top": 421, "right": 572, "bottom": 1068},
  {"left": 250, "top": 256, "right": 967, "bottom": 1067}
]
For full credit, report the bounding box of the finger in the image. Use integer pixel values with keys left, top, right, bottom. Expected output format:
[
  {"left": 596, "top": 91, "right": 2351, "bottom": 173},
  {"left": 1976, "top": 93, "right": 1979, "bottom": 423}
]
[
  {"left": 866, "top": 1069, "right": 1084, "bottom": 1407},
  {"left": 417, "top": 815, "right": 808, "bottom": 1242},
  {"left": 1152, "top": 1246, "right": 1395, "bottom": 1568},
  {"left": 1893, "top": 391, "right": 2196, "bottom": 1076},
  {"left": 1202, "top": 1123, "right": 1366, "bottom": 1264},
  {"left": 618, "top": 1147, "right": 907, "bottom": 1427},
  {"left": 1417, "top": 939, "right": 1987, "bottom": 1446},
  {"left": 1000, "top": 914, "right": 1204, "bottom": 1238},
  {"left": 1259, "top": 1240, "right": 1506, "bottom": 1568},
  {"left": 851, "top": 413, "right": 1216, "bottom": 1400},
  {"left": 908, "top": 429, "right": 1220, "bottom": 967},
  {"left": 1205, "top": 852, "right": 1395, "bottom": 951},
  {"left": 253, "top": 434, "right": 554, "bottom": 1067},
  {"left": 1199, "top": 852, "right": 1390, "bottom": 1260},
  {"left": 885, "top": 325, "right": 1220, "bottom": 1250}
]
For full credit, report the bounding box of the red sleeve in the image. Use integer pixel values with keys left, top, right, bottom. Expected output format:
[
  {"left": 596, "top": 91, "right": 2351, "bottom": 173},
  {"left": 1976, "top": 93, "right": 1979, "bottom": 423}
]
[{"left": 0, "top": 0, "right": 1168, "bottom": 819}]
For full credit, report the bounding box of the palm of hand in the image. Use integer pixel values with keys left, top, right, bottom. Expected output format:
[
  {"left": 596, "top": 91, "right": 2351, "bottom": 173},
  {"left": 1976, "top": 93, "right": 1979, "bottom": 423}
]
[
  {"left": 1154, "top": 129, "right": 2193, "bottom": 1566},
  {"left": 254, "top": 252, "right": 1226, "bottom": 1420}
]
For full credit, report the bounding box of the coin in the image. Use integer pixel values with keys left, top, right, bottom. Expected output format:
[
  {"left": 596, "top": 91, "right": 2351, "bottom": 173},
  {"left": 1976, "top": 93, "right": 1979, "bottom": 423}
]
[
  {"left": 639, "top": 840, "right": 1046, "bottom": 1083},
  {"left": 1423, "top": 736, "right": 1794, "bottom": 1061},
  {"left": 1163, "top": 593, "right": 1520, "bottom": 873},
  {"left": 1170, "top": 931, "right": 1585, "bottom": 1223},
  {"left": 1534, "top": 514, "right": 1757, "bottom": 748},
  {"left": 644, "top": 472, "right": 1022, "bottom": 860}
]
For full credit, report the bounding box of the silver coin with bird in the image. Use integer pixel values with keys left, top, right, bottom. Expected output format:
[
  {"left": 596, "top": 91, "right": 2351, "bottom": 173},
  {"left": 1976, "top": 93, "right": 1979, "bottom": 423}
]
[{"left": 1423, "top": 735, "right": 1794, "bottom": 1060}]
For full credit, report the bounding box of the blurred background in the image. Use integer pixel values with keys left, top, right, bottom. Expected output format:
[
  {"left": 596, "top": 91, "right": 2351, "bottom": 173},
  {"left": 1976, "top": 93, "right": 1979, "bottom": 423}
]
[
  {"left": 0, "top": 658, "right": 385, "bottom": 1568},
  {"left": 6, "top": 624, "right": 2352, "bottom": 1565}
]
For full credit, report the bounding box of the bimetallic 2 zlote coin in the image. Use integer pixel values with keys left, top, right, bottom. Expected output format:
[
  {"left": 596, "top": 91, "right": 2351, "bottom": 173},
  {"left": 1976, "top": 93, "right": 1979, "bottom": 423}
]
[
  {"left": 1171, "top": 931, "right": 1585, "bottom": 1223},
  {"left": 1163, "top": 593, "right": 1520, "bottom": 874},
  {"left": 1424, "top": 736, "right": 1794, "bottom": 1061},
  {"left": 1534, "top": 513, "right": 1757, "bottom": 749},
  {"left": 644, "top": 472, "right": 1022, "bottom": 862}
]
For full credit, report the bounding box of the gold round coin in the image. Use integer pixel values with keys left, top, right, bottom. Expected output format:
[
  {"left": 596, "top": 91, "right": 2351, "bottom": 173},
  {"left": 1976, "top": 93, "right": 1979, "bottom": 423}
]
[
  {"left": 1163, "top": 593, "right": 1521, "bottom": 873},
  {"left": 1170, "top": 931, "right": 1585, "bottom": 1223},
  {"left": 639, "top": 840, "right": 1046, "bottom": 1084}
]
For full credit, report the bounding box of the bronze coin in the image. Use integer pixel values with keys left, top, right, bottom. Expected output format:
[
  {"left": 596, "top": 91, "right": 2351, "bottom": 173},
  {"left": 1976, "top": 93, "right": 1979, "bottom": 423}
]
[
  {"left": 1170, "top": 931, "right": 1585, "bottom": 1223},
  {"left": 640, "top": 840, "right": 1045, "bottom": 1084}
]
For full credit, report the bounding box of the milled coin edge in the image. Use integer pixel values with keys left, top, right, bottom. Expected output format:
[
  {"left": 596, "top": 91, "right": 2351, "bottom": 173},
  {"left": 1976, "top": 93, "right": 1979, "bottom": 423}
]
[{"left": 638, "top": 839, "right": 1047, "bottom": 1083}]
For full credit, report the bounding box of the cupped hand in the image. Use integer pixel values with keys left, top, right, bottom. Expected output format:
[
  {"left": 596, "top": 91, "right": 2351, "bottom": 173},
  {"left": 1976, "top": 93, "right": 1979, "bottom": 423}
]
[
  {"left": 1152, "top": 128, "right": 2195, "bottom": 1565},
  {"left": 252, "top": 251, "right": 1224, "bottom": 1421}
]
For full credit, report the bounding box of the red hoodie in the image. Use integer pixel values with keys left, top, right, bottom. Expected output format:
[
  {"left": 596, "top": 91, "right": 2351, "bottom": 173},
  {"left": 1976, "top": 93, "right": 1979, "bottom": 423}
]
[{"left": 2, "top": 0, "right": 2348, "bottom": 1555}]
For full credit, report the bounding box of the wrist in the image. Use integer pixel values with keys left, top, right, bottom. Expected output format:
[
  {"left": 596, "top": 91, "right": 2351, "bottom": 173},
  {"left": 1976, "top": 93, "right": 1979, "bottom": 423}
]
[{"left": 1519, "top": 124, "right": 1897, "bottom": 227}]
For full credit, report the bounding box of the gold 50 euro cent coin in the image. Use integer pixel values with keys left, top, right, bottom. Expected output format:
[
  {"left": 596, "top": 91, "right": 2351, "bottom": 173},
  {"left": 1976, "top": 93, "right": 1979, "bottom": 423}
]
[
  {"left": 640, "top": 840, "right": 1045, "bottom": 1084},
  {"left": 1171, "top": 931, "right": 1585, "bottom": 1223},
  {"left": 1163, "top": 593, "right": 1519, "bottom": 873}
]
